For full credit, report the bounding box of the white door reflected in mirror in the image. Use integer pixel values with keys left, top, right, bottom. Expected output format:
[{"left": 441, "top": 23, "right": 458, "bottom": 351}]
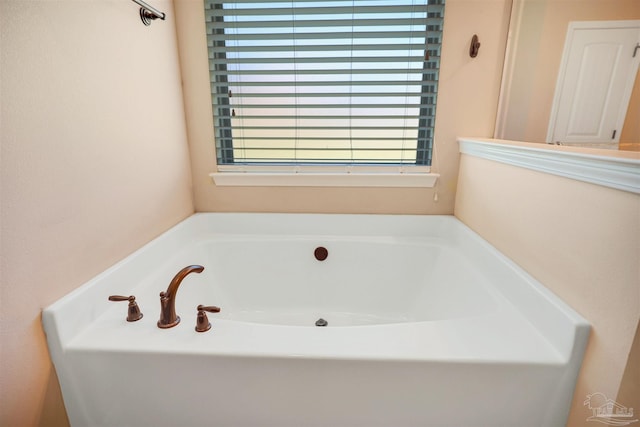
[{"left": 547, "top": 20, "right": 640, "bottom": 148}]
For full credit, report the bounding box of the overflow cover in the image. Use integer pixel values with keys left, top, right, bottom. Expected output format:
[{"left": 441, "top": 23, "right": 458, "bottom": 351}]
[{"left": 314, "top": 247, "right": 328, "bottom": 261}]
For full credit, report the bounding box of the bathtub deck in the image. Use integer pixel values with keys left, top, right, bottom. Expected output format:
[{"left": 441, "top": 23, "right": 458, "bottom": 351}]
[{"left": 67, "top": 300, "right": 563, "bottom": 364}]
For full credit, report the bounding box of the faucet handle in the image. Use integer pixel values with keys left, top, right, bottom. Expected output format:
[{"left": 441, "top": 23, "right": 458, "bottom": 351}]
[
  {"left": 108, "top": 295, "right": 143, "bottom": 322},
  {"left": 195, "top": 305, "right": 221, "bottom": 332}
]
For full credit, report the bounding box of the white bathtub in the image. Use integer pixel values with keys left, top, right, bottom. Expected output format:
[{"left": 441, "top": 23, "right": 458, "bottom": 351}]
[{"left": 43, "top": 214, "right": 589, "bottom": 427}]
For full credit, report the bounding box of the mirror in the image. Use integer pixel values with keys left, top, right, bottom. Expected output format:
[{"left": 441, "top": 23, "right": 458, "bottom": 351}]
[{"left": 495, "top": 0, "right": 640, "bottom": 151}]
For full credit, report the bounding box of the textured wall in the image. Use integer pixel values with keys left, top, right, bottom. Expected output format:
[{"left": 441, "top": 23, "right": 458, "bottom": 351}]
[
  {"left": 455, "top": 148, "right": 640, "bottom": 427},
  {"left": 0, "top": 1, "right": 194, "bottom": 425}
]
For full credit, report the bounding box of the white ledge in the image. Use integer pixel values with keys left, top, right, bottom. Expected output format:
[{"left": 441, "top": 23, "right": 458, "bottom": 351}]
[
  {"left": 210, "top": 165, "right": 439, "bottom": 188},
  {"left": 458, "top": 138, "right": 640, "bottom": 194}
]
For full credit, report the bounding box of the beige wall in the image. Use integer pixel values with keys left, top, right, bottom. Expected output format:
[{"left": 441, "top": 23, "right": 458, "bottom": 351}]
[
  {"left": 175, "top": 0, "right": 512, "bottom": 214},
  {"left": 616, "top": 319, "right": 640, "bottom": 417},
  {"left": 455, "top": 150, "right": 640, "bottom": 426},
  {"left": 620, "top": 73, "right": 640, "bottom": 151},
  {"left": 499, "top": 0, "right": 640, "bottom": 144},
  {"left": 0, "top": 1, "right": 194, "bottom": 426},
  {"left": 11, "top": 0, "right": 630, "bottom": 425}
]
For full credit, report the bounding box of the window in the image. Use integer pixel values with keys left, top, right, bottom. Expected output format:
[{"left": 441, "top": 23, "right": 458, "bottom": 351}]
[{"left": 204, "top": 0, "right": 445, "bottom": 171}]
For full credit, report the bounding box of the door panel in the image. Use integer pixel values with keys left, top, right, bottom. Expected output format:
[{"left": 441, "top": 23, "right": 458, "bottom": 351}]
[{"left": 548, "top": 22, "right": 640, "bottom": 145}]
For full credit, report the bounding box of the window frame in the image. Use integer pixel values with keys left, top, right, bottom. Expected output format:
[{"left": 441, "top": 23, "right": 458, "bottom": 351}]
[{"left": 204, "top": 0, "right": 444, "bottom": 187}]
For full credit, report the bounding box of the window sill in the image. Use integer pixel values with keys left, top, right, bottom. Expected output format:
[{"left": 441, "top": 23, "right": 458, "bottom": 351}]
[{"left": 210, "top": 166, "right": 439, "bottom": 188}]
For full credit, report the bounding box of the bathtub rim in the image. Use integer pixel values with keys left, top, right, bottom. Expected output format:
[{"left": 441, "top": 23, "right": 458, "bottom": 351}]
[{"left": 42, "top": 212, "right": 590, "bottom": 362}]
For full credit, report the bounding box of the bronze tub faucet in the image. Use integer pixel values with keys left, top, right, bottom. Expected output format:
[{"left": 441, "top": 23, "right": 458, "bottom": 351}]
[{"left": 157, "top": 265, "right": 204, "bottom": 328}]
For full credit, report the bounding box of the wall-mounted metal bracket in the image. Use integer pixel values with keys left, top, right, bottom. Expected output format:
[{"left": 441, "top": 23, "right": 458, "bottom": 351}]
[
  {"left": 469, "top": 34, "right": 481, "bottom": 58},
  {"left": 131, "top": 0, "right": 165, "bottom": 26}
]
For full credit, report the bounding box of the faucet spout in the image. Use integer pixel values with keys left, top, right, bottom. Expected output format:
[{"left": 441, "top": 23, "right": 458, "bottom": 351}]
[{"left": 157, "top": 265, "right": 204, "bottom": 328}]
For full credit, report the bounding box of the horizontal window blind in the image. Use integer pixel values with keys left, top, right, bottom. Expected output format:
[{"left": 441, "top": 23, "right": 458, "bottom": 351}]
[{"left": 204, "top": 0, "right": 445, "bottom": 166}]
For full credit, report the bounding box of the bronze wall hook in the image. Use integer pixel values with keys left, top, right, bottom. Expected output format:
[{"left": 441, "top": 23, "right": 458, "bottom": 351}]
[{"left": 469, "top": 34, "right": 481, "bottom": 58}]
